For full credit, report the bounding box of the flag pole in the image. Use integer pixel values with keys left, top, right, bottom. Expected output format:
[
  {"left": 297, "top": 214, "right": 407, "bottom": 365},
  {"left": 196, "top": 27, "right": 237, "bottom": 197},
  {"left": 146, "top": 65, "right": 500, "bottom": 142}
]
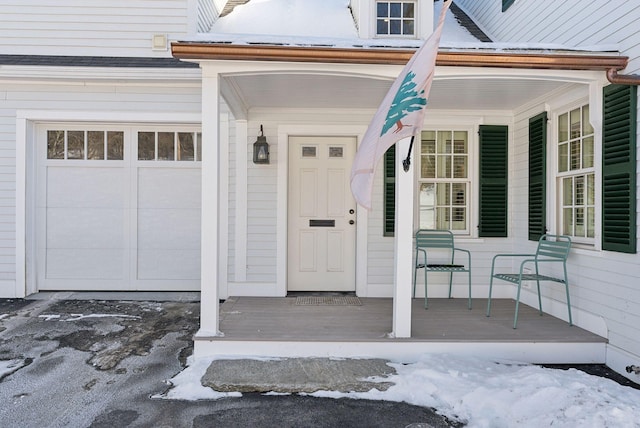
[{"left": 402, "top": 135, "right": 415, "bottom": 172}]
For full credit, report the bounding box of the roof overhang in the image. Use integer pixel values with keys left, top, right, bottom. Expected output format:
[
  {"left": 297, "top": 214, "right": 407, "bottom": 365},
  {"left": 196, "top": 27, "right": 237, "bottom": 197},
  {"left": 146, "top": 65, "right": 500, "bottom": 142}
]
[{"left": 172, "top": 42, "right": 637, "bottom": 84}]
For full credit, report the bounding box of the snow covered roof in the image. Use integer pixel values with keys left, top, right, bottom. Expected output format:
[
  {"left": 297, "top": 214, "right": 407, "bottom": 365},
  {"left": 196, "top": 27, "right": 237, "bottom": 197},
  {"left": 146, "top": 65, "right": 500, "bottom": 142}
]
[{"left": 187, "top": 0, "right": 618, "bottom": 54}]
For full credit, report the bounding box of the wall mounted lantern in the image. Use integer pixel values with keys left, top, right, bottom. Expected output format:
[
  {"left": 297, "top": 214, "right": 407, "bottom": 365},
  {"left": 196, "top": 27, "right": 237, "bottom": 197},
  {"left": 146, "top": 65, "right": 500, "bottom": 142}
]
[{"left": 253, "top": 125, "right": 270, "bottom": 164}]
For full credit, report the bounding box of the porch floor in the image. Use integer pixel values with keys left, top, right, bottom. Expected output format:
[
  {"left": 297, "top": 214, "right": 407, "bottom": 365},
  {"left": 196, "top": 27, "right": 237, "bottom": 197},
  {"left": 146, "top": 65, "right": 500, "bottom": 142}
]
[
  {"left": 195, "top": 297, "right": 607, "bottom": 364},
  {"left": 216, "top": 297, "right": 602, "bottom": 342}
]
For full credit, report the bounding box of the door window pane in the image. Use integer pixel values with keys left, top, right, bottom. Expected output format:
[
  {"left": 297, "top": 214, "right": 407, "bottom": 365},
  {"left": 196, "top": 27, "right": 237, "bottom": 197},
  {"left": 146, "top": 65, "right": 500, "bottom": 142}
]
[
  {"left": 158, "top": 132, "right": 175, "bottom": 161},
  {"left": 87, "top": 131, "right": 105, "bottom": 160},
  {"left": 67, "top": 131, "right": 84, "bottom": 160},
  {"left": 107, "top": 131, "right": 124, "bottom": 160},
  {"left": 138, "top": 132, "right": 155, "bottom": 160},
  {"left": 178, "top": 132, "right": 195, "bottom": 161},
  {"left": 47, "top": 130, "right": 65, "bottom": 159},
  {"left": 196, "top": 132, "right": 202, "bottom": 162}
]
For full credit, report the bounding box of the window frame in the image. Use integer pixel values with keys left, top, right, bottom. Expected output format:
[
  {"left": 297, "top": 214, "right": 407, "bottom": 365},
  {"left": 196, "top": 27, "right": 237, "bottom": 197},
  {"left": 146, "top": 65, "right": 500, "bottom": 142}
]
[
  {"left": 416, "top": 126, "right": 475, "bottom": 236},
  {"left": 374, "top": 0, "right": 418, "bottom": 38},
  {"left": 553, "top": 100, "right": 598, "bottom": 247}
]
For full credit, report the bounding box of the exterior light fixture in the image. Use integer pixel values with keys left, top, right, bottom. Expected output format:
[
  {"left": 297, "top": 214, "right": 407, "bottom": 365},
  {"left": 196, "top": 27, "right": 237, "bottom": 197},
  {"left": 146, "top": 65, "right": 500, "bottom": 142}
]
[{"left": 253, "top": 125, "right": 270, "bottom": 164}]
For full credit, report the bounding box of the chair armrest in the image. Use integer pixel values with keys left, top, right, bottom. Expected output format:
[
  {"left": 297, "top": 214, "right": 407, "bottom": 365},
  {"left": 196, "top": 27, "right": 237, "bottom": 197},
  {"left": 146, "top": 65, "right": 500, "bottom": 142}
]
[
  {"left": 490, "top": 253, "right": 535, "bottom": 276},
  {"left": 453, "top": 247, "right": 471, "bottom": 266}
]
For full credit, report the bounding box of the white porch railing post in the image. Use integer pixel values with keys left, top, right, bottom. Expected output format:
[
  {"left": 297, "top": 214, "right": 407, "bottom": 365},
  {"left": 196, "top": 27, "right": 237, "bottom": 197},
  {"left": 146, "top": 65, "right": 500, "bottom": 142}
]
[
  {"left": 199, "top": 65, "right": 221, "bottom": 336},
  {"left": 392, "top": 136, "right": 414, "bottom": 338}
]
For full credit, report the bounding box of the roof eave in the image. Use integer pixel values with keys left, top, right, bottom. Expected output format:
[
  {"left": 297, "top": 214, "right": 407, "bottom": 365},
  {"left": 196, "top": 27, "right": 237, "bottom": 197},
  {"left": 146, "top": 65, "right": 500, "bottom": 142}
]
[{"left": 171, "top": 42, "right": 639, "bottom": 84}]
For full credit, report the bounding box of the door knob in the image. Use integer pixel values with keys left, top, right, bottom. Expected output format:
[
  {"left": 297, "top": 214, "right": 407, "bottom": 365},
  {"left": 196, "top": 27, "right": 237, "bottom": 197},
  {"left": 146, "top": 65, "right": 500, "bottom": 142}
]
[
  {"left": 349, "top": 220, "right": 355, "bottom": 225},
  {"left": 349, "top": 209, "right": 355, "bottom": 214}
]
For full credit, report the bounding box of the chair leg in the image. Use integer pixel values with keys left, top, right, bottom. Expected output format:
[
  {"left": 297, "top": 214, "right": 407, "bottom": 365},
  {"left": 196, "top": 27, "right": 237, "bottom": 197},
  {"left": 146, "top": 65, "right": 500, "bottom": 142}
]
[
  {"left": 424, "top": 270, "right": 428, "bottom": 309},
  {"left": 486, "top": 276, "right": 495, "bottom": 317},
  {"left": 412, "top": 250, "right": 418, "bottom": 298},
  {"left": 564, "top": 269, "right": 572, "bottom": 326},
  {"left": 513, "top": 281, "right": 523, "bottom": 329},
  {"left": 448, "top": 271, "right": 453, "bottom": 299},
  {"left": 467, "top": 270, "right": 472, "bottom": 310},
  {"left": 536, "top": 279, "right": 543, "bottom": 316}
]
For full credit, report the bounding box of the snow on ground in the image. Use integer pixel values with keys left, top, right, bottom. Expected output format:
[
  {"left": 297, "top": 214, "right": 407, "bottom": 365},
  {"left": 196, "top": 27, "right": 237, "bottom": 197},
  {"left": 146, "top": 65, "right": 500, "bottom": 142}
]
[
  {"left": 0, "top": 359, "right": 26, "bottom": 380},
  {"left": 162, "top": 354, "right": 640, "bottom": 428},
  {"left": 38, "top": 313, "right": 141, "bottom": 321}
]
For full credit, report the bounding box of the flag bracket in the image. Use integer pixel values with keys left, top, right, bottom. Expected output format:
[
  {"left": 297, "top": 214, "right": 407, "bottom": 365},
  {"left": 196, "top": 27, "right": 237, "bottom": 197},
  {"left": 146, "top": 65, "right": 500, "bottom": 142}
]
[{"left": 402, "top": 135, "right": 415, "bottom": 172}]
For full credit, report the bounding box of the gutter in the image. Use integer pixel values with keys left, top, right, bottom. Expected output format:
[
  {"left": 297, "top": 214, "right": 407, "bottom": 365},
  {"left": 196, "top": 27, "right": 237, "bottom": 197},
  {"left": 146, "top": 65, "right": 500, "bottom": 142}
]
[{"left": 172, "top": 42, "right": 640, "bottom": 85}]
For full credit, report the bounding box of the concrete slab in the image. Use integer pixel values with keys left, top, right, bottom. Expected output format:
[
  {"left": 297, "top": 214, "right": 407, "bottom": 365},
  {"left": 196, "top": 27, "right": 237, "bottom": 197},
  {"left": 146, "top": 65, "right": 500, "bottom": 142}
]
[{"left": 202, "top": 358, "right": 397, "bottom": 393}]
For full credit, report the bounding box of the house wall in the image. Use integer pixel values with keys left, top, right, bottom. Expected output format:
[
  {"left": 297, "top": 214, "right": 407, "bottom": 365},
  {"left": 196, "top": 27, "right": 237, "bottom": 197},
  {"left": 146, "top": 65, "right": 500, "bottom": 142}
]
[
  {"left": 366, "top": 111, "right": 516, "bottom": 298},
  {"left": 227, "top": 107, "right": 516, "bottom": 300},
  {"left": 0, "top": 0, "right": 191, "bottom": 57},
  {"left": 456, "top": 0, "right": 640, "bottom": 381}
]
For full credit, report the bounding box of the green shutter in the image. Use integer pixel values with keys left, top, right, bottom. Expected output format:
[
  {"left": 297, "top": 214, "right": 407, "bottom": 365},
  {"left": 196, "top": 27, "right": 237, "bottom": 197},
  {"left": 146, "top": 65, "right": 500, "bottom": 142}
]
[
  {"left": 479, "top": 125, "right": 508, "bottom": 237},
  {"left": 528, "top": 112, "right": 547, "bottom": 241},
  {"left": 502, "top": 0, "right": 516, "bottom": 12},
  {"left": 602, "top": 84, "right": 637, "bottom": 253},
  {"left": 383, "top": 144, "right": 396, "bottom": 237}
]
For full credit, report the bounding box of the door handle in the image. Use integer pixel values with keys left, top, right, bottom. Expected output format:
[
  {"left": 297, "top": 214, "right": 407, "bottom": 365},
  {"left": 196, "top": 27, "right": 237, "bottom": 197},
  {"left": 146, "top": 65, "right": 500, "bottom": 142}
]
[
  {"left": 349, "top": 209, "right": 355, "bottom": 214},
  {"left": 349, "top": 220, "right": 355, "bottom": 225}
]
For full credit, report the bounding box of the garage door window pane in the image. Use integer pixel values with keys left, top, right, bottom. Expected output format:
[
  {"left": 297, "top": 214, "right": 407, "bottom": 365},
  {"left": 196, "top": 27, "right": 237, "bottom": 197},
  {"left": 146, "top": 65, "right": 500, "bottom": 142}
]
[
  {"left": 107, "top": 131, "right": 124, "bottom": 160},
  {"left": 196, "top": 132, "right": 202, "bottom": 162},
  {"left": 47, "top": 130, "right": 65, "bottom": 159},
  {"left": 178, "top": 132, "right": 194, "bottom": 161},
  {"left": 158, "top": 132, "right": 175, "bottom": 161},
  {"left": 138, "top": 132, "right": 155, "bottom": 160},
  {"left": 67, "top": 131, "right": 85, "bottom": 160},
  {"left": 88, "top": 131, "right": 105, "bottom": 160}
]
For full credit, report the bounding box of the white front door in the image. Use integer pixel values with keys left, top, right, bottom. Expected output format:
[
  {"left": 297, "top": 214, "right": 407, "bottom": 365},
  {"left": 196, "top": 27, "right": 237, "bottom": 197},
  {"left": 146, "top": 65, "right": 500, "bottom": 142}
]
[{"left": 287, "top": 136, "right": 357, "bottom": 291}]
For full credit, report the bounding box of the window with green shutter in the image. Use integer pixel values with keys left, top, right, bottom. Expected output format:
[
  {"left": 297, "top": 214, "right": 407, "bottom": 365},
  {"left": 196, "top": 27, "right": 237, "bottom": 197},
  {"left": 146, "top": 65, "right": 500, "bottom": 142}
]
[
  {"left": 383, "top": 144, "right": 396, "bottom": 236},
  {"left": 528, "top": 112, "right": 547, "bottom": 241},
  {"left": 479, "top": 125, "right": 508, "bottom": 237},
  {"left": 602, "top": 84, "right": 637, "bottom": 253}
]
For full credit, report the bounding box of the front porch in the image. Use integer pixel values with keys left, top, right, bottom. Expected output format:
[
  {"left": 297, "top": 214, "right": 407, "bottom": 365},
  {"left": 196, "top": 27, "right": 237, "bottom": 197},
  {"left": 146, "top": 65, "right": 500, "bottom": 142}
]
[{"left": 194, "top": 297, "right": 607, "bottom": 364}]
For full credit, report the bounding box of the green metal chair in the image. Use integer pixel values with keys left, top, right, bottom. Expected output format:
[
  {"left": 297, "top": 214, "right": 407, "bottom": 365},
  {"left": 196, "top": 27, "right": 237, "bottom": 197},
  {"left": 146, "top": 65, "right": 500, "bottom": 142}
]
[
  {"left": 412, "top": 229, "right": 472, "bottom": 309},
  {"left": 486, "top": 234, "right": 572, "bottom": 329}
]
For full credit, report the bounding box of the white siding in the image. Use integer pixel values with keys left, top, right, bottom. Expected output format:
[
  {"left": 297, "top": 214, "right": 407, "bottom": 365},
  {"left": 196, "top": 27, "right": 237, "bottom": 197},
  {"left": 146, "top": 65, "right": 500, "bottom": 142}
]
[
  {"left": 198, "top": 0, "right": 218, "bottom": 32},
  {"left": 0, "top": 0, "right": 190, "bottom": 57}
]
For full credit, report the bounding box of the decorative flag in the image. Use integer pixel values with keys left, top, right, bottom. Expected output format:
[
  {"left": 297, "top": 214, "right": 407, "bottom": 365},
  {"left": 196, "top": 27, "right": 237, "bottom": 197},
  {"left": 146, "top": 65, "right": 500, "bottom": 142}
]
[{"left": 350, "top": 0, "right": 451, "bottom": 210}]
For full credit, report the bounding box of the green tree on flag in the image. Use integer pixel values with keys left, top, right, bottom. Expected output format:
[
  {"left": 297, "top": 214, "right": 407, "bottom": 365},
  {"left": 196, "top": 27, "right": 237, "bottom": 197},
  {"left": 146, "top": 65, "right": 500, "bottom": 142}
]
[{"left": 380, "top": 71, "right": 426, "bottom": 136}]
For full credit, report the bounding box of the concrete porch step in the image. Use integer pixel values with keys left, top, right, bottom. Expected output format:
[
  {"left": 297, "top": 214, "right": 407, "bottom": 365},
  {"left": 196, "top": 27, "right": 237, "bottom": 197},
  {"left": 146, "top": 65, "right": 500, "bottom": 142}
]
[{"left": 201, "top": 358, "right": 397, "bottom": 393}]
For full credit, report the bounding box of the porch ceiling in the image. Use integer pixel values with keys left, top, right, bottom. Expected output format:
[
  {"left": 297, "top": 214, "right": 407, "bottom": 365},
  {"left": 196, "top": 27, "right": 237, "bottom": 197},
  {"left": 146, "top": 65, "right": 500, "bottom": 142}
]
[{"left": 222, "top": 73, "right": 571, "bottom": 112}]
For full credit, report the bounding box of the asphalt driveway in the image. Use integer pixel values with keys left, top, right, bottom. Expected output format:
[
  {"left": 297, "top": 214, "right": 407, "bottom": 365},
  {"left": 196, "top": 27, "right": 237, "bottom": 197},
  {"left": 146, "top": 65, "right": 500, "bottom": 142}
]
[{"left": 0, "top": 294, "right": 458, "bottom": 428}]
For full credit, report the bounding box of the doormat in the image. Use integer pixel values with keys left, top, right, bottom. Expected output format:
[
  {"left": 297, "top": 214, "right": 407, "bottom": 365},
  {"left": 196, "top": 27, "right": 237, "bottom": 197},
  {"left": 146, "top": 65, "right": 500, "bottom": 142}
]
[{"left": 295, "top": 295, "right": 362, "bottom": 306}]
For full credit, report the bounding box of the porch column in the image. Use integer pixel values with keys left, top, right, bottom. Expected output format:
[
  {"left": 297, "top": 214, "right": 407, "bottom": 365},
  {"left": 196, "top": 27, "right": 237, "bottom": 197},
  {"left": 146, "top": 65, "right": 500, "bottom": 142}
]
[
  {"left": 199, "top": 66, "right": 221, "bottom": 336},
  {"left": 392, "top": 136, "right": 415, "bottom": 338}
]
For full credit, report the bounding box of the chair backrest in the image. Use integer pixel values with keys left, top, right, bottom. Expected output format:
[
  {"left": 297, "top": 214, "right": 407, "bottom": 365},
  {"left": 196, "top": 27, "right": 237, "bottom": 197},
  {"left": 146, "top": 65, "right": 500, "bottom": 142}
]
[
  {"left": 535, "top": 234, "right": 571, "bottom": 261},
  {"left": 415, "top": 229, "right": 455, "bottom": 250}
]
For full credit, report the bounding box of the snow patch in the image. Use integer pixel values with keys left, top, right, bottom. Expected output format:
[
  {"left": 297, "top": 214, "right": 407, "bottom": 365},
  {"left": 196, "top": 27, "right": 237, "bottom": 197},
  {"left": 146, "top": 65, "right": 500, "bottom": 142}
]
[{"left": 162, "top": 354, "right": 640, "bottom": 427}]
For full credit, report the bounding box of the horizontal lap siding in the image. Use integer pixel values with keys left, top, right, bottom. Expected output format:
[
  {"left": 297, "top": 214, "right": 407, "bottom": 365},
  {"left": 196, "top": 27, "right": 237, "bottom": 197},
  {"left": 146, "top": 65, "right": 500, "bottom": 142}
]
[
  {"left": 0, "top": 80, "right": 202, "bottom": 293},
  {"left": 0, "top": 0, "right": 189, "bottom": 57},
  {"left": 455, "top": 1, "right": 638, "bottom": 46}
]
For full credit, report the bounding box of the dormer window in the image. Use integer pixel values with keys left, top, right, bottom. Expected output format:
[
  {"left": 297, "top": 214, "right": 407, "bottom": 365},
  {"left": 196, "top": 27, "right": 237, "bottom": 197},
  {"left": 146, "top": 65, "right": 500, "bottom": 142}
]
[{"left": 376, "top": 1, "right": 416, "bottom": 36}]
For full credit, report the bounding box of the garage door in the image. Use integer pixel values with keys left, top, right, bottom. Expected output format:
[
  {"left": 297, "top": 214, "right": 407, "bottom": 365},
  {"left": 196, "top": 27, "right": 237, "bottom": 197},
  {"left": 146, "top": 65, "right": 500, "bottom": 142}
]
[{"left": 36, "top": 125, "right": 201, "bottom": 291}]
